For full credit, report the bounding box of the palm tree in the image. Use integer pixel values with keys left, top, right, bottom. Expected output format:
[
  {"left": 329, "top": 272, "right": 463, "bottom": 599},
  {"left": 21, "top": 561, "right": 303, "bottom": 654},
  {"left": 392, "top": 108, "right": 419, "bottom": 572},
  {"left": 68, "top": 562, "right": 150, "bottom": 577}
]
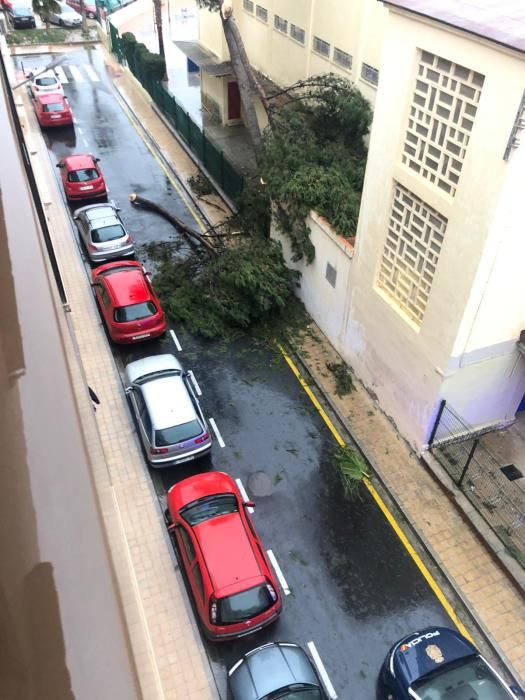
[{"left": 33, "top": 0, "right": 60, "bottom": 28}]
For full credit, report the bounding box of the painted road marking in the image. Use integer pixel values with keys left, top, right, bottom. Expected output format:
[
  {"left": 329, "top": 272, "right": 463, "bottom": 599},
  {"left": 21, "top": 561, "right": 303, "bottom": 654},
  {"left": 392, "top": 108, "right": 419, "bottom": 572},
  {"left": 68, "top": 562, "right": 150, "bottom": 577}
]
[
  {"left": 235, "top": 478, "right": 254, "bottom": 514},
  {"left": 307, "top": 641, "right": 337, "bottom": 699},
  {"left": 266, "top": 549, "right": 290, "bottom": 596},
  {"left": 209, "top": 418, "right": 225, "bottom": 448},
  {"left": 83, "top": 65, "right": 99, "bottom": 82},
  {"left": 82, "top": 138, "right": 89, "bottom": 148},
  {"left": 278, "top": 344, "right": 474, "bottom": 645},
  {"left": 69, "top": 65, "right": 84, "bottom": 83},
  {"left": 55, "top": 66, "right": 68, "bottom": 83},
  {"left": 170, "top": 329, "right": 182, "bottom": 352},
  {"left": 188, "top": 370, "right": 202, "bottom": 396},
  {"left": 77, "top": 126, "right": 83, "bottom": 134}
]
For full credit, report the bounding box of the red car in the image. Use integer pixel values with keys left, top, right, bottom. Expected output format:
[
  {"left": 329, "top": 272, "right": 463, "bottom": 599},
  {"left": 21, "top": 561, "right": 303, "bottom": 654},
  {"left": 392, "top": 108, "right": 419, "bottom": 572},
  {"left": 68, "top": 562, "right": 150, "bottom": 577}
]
[
  {"left": 65, "top": 0, "right": 96, "bottom": 17},
  {"left": 33, "top": 93, "right": 73, "bottom": 128},
  {"left": 166, "top": 472, "right": 282, "bottom": 641},
  {"left": 91, "top": 261, "right": 167, "bottom": 344},
  {"left": 57, "top": 154, "right": 107, "bottom": 201}
]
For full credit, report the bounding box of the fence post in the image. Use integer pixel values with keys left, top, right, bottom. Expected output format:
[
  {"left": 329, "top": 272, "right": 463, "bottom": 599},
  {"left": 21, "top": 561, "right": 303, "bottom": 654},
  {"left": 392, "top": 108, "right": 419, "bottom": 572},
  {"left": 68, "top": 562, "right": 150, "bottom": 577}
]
[
  {"left": 458, "top": 438, "right": 479, "bottom": 488},
  {"left": 428, "top": 399, "right": 446, "bottom": 448},
  {"left": 187, "top": 112, "right": 191, "bottom": 147}
]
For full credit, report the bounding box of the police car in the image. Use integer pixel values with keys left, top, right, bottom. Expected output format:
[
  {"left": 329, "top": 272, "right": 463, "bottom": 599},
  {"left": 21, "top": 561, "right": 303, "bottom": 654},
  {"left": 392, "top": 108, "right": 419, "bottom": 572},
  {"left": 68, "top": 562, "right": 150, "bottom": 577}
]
[{"left": 378, "top": 626, "right": 524, "bottom": 700}]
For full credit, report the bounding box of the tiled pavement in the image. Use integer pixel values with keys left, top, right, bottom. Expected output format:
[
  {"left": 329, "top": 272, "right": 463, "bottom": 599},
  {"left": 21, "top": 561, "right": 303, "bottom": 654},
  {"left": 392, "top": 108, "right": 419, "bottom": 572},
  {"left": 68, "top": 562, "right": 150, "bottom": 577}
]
[{"left": 14, "top": 65, "right": 218, "bottom": 700}]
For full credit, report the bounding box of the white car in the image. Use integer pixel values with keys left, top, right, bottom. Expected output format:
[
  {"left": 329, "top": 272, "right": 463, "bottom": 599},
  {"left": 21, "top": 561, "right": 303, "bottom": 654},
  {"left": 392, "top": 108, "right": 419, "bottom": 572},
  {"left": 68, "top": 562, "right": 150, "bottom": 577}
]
[
  {"left": 48, "top": 1, "right": 82, "bottom": 26},
  {"left": 28, "top": 69, "right": 64, "bottom": 97}
]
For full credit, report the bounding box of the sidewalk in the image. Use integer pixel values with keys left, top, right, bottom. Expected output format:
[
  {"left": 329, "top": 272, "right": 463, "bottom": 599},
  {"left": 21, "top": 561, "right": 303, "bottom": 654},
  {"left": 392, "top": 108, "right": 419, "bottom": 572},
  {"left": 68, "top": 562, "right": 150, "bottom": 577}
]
[{"left": 100, "top": 44, "right": 525, "bottom": 688}]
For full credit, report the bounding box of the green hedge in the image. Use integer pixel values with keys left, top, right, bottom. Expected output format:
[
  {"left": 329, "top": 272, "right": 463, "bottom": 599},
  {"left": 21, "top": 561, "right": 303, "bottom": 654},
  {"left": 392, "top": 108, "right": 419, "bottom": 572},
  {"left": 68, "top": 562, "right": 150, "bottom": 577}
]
[{"left": 120, "top": 31, "right": 166, "bottom": 81}]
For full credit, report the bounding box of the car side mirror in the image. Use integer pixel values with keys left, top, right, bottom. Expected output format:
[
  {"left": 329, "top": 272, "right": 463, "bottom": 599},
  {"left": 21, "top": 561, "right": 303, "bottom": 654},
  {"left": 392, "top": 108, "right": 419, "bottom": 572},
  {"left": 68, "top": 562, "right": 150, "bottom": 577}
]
[
  {"left": 510, "top": 686, "right": 525, "bottom": 698},
  {"left": 243, "top": 501, "right": 255, "bottom": 509},
  {"left": 94, "top": 157, "right": 100, "bottom": 163},
  {"left": 55, "top": 162, "right": 62, "bottom": 168},
  {"left": 124, "top": 386, "right": 133, "bottom": 395},
  {"left": 167, "top": 523, "right": 177, "bottom": 533}
]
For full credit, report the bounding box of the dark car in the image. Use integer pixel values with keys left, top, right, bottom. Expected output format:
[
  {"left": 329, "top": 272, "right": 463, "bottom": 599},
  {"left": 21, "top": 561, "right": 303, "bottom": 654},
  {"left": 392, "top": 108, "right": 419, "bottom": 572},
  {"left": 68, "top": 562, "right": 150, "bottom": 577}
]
[
  {"left": 8, "top": 4, "right": 36, "bottom": 27},
  {"left": 378, "top": 626, "right": 524, "bottom": 700},
  {"left": 229, "top": 642, "right": 328, "bottom": 700}
]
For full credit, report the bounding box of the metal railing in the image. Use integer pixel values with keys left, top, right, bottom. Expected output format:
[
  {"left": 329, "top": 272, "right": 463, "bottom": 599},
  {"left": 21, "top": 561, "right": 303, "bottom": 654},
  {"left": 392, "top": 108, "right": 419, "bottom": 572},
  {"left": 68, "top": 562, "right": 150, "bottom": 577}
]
[{"left": 429, "top": 401, "right": 525, "bottom": 567}]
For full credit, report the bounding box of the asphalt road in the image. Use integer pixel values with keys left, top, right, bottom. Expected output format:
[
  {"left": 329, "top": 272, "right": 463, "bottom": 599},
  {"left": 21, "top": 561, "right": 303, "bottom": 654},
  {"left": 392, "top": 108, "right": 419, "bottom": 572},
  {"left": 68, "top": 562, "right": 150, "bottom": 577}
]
[{"left": 15, "top": 47, "right": 474, "bottom": 699}]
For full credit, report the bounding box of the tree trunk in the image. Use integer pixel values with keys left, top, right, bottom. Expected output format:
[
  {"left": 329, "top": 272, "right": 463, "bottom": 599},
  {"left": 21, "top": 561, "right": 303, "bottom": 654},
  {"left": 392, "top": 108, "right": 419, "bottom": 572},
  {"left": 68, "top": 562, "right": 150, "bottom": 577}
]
[
  {"left": 152, "top": 0, "right": 166, "bottom": 66},
  {"left": 79, "top": 0, "right": 88, "bottom": 34}
]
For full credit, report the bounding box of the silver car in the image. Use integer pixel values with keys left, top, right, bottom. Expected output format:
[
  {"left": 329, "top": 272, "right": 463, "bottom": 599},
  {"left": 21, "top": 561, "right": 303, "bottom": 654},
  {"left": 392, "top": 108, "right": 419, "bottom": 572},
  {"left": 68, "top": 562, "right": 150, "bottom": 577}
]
[
  {"left": 48, "top": 1, "right": 81, "bottom": 26},
  {"left": 73, "top": 202, "right": 135, "bottom": 263},
  {"left": 124, "top": 354, "right": 212, "bottom": 467},
  {"left": 228, "top": 642, "right": 328, "bottom": 700}
]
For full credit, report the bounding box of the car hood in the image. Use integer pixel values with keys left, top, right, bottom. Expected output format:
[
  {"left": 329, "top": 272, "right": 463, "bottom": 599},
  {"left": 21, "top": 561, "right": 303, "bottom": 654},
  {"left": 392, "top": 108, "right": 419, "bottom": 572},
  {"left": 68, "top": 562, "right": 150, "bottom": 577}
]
[
  {"left": 229, "top": 643, "right": 319, "bottom": 700},
  {"left": 390, "top": 627, "right": 476, "bottom": 687},
  {"left": 125, "top": 353, "right": 182, "bottom": 385}
]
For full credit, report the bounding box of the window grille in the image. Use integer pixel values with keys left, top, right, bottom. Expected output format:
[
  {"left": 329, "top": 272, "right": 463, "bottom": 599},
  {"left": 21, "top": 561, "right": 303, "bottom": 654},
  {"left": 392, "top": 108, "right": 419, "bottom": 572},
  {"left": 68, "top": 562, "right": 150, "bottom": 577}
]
[
  {"left": 290, "top": 24, "right": 305, "bottom": 44},
  {"left": 256, "top": 5, "right": 268, "bottom": 22},
  {"left": 361, "top": 62, "right": 379, "bottom": 86},
  {"left": 274, "top": 15, "right": 288, "bottom": 33},
  {"left": 313, "top": 36, "right": 330, "bottom": 58},
  {"left": 243, "top": 0, "right": 254, "bottom": 12},
  {"left": 333, "top": 47, "right": 352, "bottom": 70}
]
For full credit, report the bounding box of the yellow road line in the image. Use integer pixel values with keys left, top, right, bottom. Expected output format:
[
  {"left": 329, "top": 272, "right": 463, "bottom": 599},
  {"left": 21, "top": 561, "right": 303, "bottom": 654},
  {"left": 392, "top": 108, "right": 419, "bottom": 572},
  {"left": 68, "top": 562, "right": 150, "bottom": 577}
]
[
  {"left": 116, "top": 93, "right": 208, "bottom": 233},
  {"left": 278, "top": 344, "right": 474, "bottom": 644}
]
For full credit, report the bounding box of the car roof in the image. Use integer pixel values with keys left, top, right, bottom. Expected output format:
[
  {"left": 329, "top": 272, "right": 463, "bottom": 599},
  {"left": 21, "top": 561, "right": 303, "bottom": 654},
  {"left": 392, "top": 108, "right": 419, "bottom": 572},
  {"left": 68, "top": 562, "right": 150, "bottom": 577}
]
[
  {"left": 169, "top": 472, "right": 236, "bottom": 512},
  {"left": 103, "top": 268, "right": 150, "bottom": 306},
  {"left": 88, "top": 217, "right": 121, "bottom": 231},
  {"left": 38, "top": 93, "right": 65, "bottom": 104},
  {"left": 64, "top": 154, "right": 96, "bottom": 170},
  {"left": 194, "top": 512, "right": 263, "bottom": 594},
  {"left": 125, "top": 353, "right": 183, "bottom": 384},
  {"left": 142, "top": 375, "right": 197, "bottom": 430},
  {"left": 85, "top": 205, "right": 118, "bottom": 221},
  {"left": 34, "top": 70, "right": 58, "bottom": 80}
]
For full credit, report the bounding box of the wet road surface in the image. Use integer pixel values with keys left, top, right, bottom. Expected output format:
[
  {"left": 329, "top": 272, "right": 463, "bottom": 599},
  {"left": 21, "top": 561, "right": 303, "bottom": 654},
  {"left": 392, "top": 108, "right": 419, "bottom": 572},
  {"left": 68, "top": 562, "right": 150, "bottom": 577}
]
[{"left": 15, "top": 48, "right": 472, "bottom": 698}]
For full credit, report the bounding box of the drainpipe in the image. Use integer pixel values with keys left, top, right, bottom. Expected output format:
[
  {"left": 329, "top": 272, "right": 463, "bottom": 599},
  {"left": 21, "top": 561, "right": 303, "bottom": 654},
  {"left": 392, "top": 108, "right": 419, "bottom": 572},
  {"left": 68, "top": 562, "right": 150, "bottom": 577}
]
[{"left": 305, "top": 0, "right": 316, "bottom": 79}]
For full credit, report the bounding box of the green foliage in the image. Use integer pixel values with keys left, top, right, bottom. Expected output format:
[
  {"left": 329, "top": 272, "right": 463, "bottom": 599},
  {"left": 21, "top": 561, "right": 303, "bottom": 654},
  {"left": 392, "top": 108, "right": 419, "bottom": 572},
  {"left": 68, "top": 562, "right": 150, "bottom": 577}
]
[
  {"left": 261, "top": 74, "right": 372, "bottom": 261},
  {"left": 326, "top": 361, "right": 354, "bottom": 397},
  {"left": 335, "top": 446, "right": 370, "bottom": 500},
  {"left": 141, "top": 51, "right": 166, "bottom": 81},
  {"left": 149, "top": 238, "right": 302, "bottom": 339},
  {"left": 194, "top": 0, "right": 221, "bottom": 11},
  {"left": 121, "top": 32, "right": 166, "bottom": 81},
  {"left": 226, "top": 181, "right": 271, "bottom": 239}
]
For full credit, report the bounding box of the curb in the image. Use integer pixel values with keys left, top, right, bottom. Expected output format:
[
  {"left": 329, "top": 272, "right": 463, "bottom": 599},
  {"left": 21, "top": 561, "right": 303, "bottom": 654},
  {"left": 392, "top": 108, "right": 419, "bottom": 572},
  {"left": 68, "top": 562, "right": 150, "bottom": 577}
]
[
  {"left": 287, "top": 340, "right": 525, "bottom": 689},
  {"left": 9, "top": 40, "right": 100, "bottom": 53}
]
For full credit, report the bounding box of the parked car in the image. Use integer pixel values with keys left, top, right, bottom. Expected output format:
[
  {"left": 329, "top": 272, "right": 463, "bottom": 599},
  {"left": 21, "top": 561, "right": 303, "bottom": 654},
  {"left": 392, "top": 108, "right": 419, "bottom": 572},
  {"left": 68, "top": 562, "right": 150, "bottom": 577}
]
[
  {"left": 124, "top": 354, "right": 212, "bottom": 466},
  {"left": 166, "top": 471, "right": 282, "bottom": 640},
  {"left": 57, "top": 154, "right": 107, "bottom": 201},
  {"left": 91, "top": 261, "right": 166, "bottom": 344},
  {"left": 47, "top": 1, "right": 81, "bottom": 26},
  {"left": 33, "top": 93, "right": 73, "bottom": 128},
  {"left": 65, "top": 0, "right": 96, "bottom": 18},
  {"left": 73, "top": 202, "right": 135, "bottom": 263},
  {"left": 28, "top": 69, "right": 64, "bottom": 97},
  {"left": 7, "top": 4, "right": 36, "bottom": 28},
  {"left": 229, "top": 642, "right": 327, "bottom": 699},
  {"left": 378, "top": 626, "right": 525, "bottom": 700}
]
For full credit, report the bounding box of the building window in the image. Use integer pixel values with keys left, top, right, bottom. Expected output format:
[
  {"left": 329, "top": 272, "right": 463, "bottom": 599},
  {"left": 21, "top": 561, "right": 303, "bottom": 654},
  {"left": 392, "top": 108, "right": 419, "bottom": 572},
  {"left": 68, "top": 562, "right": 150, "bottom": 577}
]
[
  {"left": 290, "top": 24, "right": 305, "bottom": 45},
  {"left": 402, "top": 51, "right": 484, "bottom": 196},
  {"left": 333, "top": 47, "right": 352, "bottom": 71},
  {"left": 256, "top": 5, "right": 268, "bottom": 22},
  {"left": 274, "top": 14, "right": 288, "bottom": 33},
  {"left": 313, "top": 36, "right": 330, "bottom": 58},
  {"left": 326, "top": 263, "right": 337, "bottom": 288},
  {"left": 377, "top": 183, "right": 448, "bottom": 325},
  {"left": 361, "top": 62, "right": 379, "bottom": 86},
  {"left": 243, "top": 0, "right": 254, "bottom": 12}
]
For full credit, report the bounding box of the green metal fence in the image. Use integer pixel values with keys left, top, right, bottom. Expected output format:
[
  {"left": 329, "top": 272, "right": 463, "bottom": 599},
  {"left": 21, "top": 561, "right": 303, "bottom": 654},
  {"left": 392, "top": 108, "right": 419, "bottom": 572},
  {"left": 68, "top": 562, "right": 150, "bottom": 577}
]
[{"left": 109, "top": 23, "right": 244, "bottom": 202}]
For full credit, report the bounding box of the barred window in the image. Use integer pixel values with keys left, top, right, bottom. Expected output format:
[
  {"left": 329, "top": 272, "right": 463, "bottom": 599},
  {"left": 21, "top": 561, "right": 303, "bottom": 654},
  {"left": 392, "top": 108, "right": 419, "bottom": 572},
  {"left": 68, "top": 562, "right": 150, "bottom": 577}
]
[
  {"left": 256, "top": 5, "right": 268, "bottom": 22},
  {"left": 361, "top": 62, "right": 379, "bottom": 86},
  {"left": 402, "top": 51, "right": 484, "bottom": 196},
  {"left": 243, "top": 0, "right": 254, "bottom": 12},
  {"left": 333, "top": 47, "right": 352, "bottom": 70},
  {"left": 313, "top": 36, "right": 330, "bottom": 58},
  {"left": 290, "top": 24, "right": 305, "bottom": 45},
  {"left": 274, "top": 14, "right": 288, "bottom": 33},
  {"left": 377, "top": 183, "right": 447, "bottom": 325}
]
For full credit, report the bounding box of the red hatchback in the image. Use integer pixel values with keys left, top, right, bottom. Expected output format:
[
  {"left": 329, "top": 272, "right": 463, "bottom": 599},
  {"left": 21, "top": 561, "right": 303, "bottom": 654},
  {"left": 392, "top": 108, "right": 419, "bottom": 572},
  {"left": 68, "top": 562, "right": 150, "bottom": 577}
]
[
  {"left": 167, "top": 472, "right": 282, "bottom": 641},
  {"left": 91, "top": 261, "right": 167, "bottom": 344},
  {"left": 33, "top": 93, "right": 73, "bottom": 128},
  {"left": 57, "top": 154, "right": 107, "bottom": 201}
]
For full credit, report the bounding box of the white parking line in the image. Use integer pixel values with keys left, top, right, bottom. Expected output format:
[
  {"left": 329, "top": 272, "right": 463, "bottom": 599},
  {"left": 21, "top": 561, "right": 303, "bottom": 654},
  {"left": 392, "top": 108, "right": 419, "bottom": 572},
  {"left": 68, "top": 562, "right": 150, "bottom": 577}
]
[
  {"left": 82, "top": 138, "right": 88, "bottom": 147},
  {"left": 235, "top": 478, "right": 254, "bottom": 514},
  {"left": 55, "top": 66, "right": 68, "bottom": 83},
  {"left": 83, "top": 65, "right": 99, "bottom": 82},
  {"left": 307, "top": 642, "right": 337, "bottom": 699},
  {"left": 266, "top": 549, "right": 291, "bottom": 596},
  {"left": 170, "top": 329, "right": 182, "bottom": 351},
  {"left": 77, "top": 126, "right": 83, "bottom": 134},
  {"left": 188, "top": 370, "right": 202, "bottom": 396},
  {"left": 69, "top": 65, "right": 84, "bottom": 83},
  {"left": 209, "top": 418, "right": 225, "bottom": 448}
]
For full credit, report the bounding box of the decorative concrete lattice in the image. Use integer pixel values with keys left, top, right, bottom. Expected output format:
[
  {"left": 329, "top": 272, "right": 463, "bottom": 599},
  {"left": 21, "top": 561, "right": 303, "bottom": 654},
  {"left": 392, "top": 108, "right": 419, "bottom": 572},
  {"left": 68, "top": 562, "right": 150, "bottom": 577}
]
[
  {"left": 377, "top": 183, "right": 448, "bottom": 324},
  {"left": 402, "top": 51, "right": 484, "bottom": 195}
]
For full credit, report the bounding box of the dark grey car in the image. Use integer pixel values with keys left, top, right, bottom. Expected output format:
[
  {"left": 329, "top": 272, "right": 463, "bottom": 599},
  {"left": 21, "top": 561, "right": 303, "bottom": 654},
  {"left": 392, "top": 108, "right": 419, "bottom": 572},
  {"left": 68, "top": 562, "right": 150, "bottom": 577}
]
[
  {"left": 228, "top": 642, "right": 327, "bottom": 700},
  {"left": 73, "top": 202, "right": 135, "bottom": 263}
]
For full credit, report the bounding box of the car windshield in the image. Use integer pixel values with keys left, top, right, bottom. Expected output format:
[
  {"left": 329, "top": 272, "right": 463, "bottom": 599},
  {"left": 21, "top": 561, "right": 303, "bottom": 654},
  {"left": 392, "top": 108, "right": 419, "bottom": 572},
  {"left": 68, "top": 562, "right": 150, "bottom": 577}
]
[
  {"left": 36, "top": 77, "right": 57, "bottom": 86},
  {"left": 43, "top": 103, "right": 64, "bottom": 112},
  {"left": 91, "top": 224, "right": 125, "bottom": 243},
  {"left": 155, "top": 419, "right": 202, "bottom": 447},
  {"left": 219, "top": 584, "right": 273, "bottom": 624},
  {"left": 410, "top": 655, "right": 513, "bottom": 699},
  {"left": 14, "top": 8, "right": 32, "bottom": 15},
  {"left": 262, "top": 688, "right": 323, "bottom": 700},
  {"left": 180, "top": 494, "right": 238, "bottom": 526},
  {"left": 114, "top": 301, "right": 156, "bottom": 323},
  {"left": 68, "top": 168, "right": 98, "bottom": 183}
]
